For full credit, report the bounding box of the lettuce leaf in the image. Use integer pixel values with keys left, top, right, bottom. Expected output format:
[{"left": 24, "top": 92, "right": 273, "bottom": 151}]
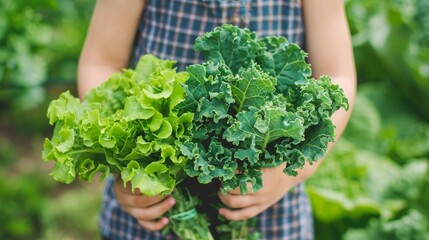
[{"left": 43, "top": 54, "right": 193, "bottom": 196}]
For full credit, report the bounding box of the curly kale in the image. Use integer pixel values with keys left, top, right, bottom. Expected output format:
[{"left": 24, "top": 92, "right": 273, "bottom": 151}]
[{"left": 177, "top": 24, "right": 349, "bottom": 195}]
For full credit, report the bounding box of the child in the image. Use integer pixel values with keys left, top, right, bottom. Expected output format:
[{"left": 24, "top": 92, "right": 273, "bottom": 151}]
[{"left": 77, "top": 0, "right": 356, "bottom": 239}]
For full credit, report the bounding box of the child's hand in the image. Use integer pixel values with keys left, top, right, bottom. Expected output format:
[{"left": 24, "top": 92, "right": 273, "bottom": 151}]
[
  {"left": 217, "top": 163, "right": 303, "bottom": 221},
  {"left": 113, "top": 176, "right": 176, "bottom": 231}
]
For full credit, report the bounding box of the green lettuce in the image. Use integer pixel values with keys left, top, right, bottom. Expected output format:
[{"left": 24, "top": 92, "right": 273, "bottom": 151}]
[{"left": 43, "top": 54, "right": 193, "bottom": 196}]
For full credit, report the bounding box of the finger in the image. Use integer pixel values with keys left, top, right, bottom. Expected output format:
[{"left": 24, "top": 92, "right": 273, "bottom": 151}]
[
  {"left": 113, "top": 175, "right": 133, "bottom": 191},
  {"left": 137, "top": 217, "right": 169, "bottom": 231},
  {"left": 122, "top": 193, "right": 168, "bottom": 209},
  {"left": 114, "top": 176, "right": 150, "bottom": 196},
  {"left": 219, "top": 205, "right": 261, "bottom": 221},
  {"left": 218, "top": 191, "right": 257, "bottom": 209},
  {"left": 225, "top": 182, "right": 253, "bottom": 195},
  {"left": 113, "top": 182, "right": 168, "bottom": 208},
  {"left": 126, "top": 197, "right": 176, "bottom": 221},
  {"left": 226, "top": 187, "right": 241, "bottom": 195}
]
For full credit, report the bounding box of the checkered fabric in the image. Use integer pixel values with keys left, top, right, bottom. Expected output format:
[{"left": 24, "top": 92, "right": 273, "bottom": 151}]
[
  {"left": 133, "top": 0, "right": 305, "bottom": 71},
  {"left": 100, "top": 0, "right": 314, "bottom": 239}
]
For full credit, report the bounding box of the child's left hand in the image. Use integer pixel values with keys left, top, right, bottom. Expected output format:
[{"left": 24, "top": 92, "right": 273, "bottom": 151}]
[{"left": 217, "top": 162, "right": 312, "bottom": 221}]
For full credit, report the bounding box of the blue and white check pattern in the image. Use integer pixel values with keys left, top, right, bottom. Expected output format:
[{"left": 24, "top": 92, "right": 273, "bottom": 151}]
[
  {"left": 133, "top": 0, "right": 305, "bottom": 71},
  {"left": 100, "top": 0, "right": 314, "bottom": 239}
]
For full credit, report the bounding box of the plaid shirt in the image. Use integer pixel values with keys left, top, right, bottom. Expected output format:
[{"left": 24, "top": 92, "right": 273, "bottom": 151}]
[{"left": 100, "top": 0, "right": 314, "bottom": 239}]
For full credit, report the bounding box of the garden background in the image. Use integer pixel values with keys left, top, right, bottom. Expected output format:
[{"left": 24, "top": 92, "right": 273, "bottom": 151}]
[{"left": 1, "top": 0, "right": 428, "bottom": 239}]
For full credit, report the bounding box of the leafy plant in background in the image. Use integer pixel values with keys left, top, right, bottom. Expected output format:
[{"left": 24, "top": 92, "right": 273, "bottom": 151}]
[
  {"left": 345, "top": 0, "right": 429, "bottom": 121},
  {"left": 0, "top": 0, "right": 51, "bottom": 116},
  {"left": 0, "top": 0, "right": 94, "bottom": 88},
  {"left": 0, "top": 173, "right": 51, "bottom": 240},
  {"left": 41, "top": 186, "right": 103, "bottom": 240},
  {"left": 0, "top": 170, "right": 102, "bottom": 240},
  {"left": 42, "top": 0, "right": 96, "bottom": 83},
  {"left": 306, "top": 82, "right": 429, "bottom": 239},
  {"left": 344, "top": 209, "right": 429, "bottom": 240},
  {"left": 306, "top": 2, "right": 429, "bottom": 238},
  {"left": 0, "top": 0, "right": 95, "bottom": 134},
  {"left": 0, "top": 0, "right": 49, "bottom": 88}
]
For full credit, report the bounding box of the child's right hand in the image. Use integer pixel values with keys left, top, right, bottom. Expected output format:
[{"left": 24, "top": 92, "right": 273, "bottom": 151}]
[{"left": 113, "top": 176, "right": 176, "bottom": 231}]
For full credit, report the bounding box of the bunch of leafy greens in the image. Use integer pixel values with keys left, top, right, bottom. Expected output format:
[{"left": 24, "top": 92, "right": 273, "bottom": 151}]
[
  {"left": 175, "top": 24, "right": 348, "bottom": 239},
  {"left": 42, "top": 54, "right": 214, "bottom": 239},
  {"left": 43, "top": 54, "right": 192, "bottom": 194},
  {"left": 43, "top": 25, "right": 349, "bottom": 239},
  {"left": 178, "top": 24, "right": 349, "bottom": 195}
]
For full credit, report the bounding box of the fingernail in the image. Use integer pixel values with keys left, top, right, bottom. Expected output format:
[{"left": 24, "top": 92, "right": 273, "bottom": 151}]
[
  {"left": 219, "top": 209, "right": 225, "bottom": 215},
  {"left": 169, "top": 198, "right": 176, "bottom": 206},
  {"left": 162, "top": 217, "right": 169, "bottom": 224}
]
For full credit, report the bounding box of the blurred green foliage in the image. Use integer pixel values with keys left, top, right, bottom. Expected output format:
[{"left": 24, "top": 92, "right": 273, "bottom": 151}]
[
  {"left": 346, "top": 0, "right": 429, "bottom": 120},
  {"left": 0, "top": 0, "right": 99, "bottom": 239},
  {"left": 0, "top": 0, "right": 94, "bottom": 134},
  {"left": 307, "top": 83, "right": 429, "bottom": 239},
  {"left": 0, "top": 0, "right": 94, "bottom": 87},
  {"left": 0, "top": 171, "right": 102, "bottom": 240},
  {"left": 307, "top": 0, "right": 429, "bottom": 239}
]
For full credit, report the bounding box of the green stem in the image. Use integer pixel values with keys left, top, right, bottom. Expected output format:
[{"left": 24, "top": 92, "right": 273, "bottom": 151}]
[
  {"left": 239, "top": 219, "right": 248, "bottom": 239},
  {"left": 261, "top": 133, "right": 269, "bottom": 151},
  {"left": 232, "top": 226, "right": 236, "bottom": 239},
  {"left": 167, "top": 187, "right": 215, "bottom": 240},
  {"left": 182, "top": 228, "right": 215, "bottom": 240},
  {"left": 183, "top": 229, "right": 195, "bottom": 240}
]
